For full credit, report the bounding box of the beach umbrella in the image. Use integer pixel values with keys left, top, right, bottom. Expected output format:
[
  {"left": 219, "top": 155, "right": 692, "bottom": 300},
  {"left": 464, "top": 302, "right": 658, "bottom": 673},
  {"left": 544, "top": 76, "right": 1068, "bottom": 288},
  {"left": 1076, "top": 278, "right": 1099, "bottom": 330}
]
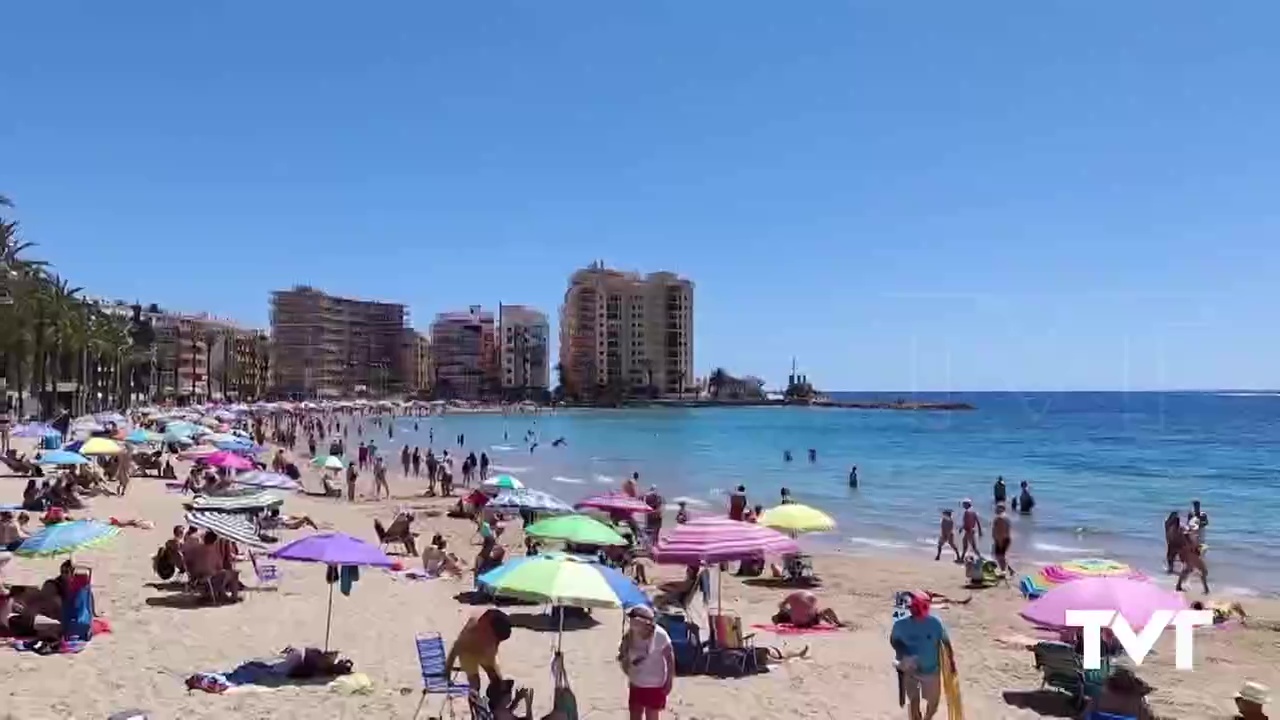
[
  {"left": 268, "top": 532, "right": 395, "bottom": 650},
  {"left": 758, "top": 503, "right": 837, "bottom": 534},
  {"left": 651, "top": 517, "right": 800, "bottom": 565},
  {"left": 234, "top": 470, "right": 302, "bottom": 491},
  {"left": 36, "top": 449, "right": 91, "bottom": 466},
  {"left": 123, "top": 428, "right": 164, "bottom": 445},
  {"left": 15, "top": 520, "right": 121, "bottom": 558},
  {"left": 478, "top": 553, "right": 649, "bottom": 609},
  {"left": 574, "top": 494, "right": 653, "bottom": 515},
  {"left": 322, "top": 456, "right": 345, "bottom": 471},
  {"left": 12, "top": 423, "right": 55, "bottom": 438},
  {"left": 179, "top": 445, "right": 218, "bottom": 460},
  {"left": 185, "top": 491, "right": 283, "bottom": 513},
  {"left": 482, "top": 474, "right": 524, "bottom": 492},
  {"left": 202, "top": 451, "right": 255, "bottom": 471},
  {"left": 526, "top": 515, "right": 628, "bottom": 547},
  {"left": 1020, "top": 576, "right": 1184, "bottom": 630},
  {"left": 487, "top": 488, "right": 574, "bottom": 515},
  {"left": 79, "top": 437, "right": 123, "bottom": 456},
  {"left": 185, "top": 511, "right": 267, "bottom": 549},
  {"left": 96, "top": 412, "right": 127, "bottom": 425},
  {"left": 1019, "top": 558, "right": 1147, "bottom": 599}
]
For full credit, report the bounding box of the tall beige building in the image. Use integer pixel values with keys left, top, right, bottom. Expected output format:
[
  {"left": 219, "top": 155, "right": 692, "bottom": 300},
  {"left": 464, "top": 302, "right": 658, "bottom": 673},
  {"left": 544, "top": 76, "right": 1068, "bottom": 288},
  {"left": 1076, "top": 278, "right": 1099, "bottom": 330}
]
[
  {"left": 498, "top": 304, "right": 550, "bottom": 392},
  {"left": 559, "top": 262, "right": 694, "bottom": 396}
]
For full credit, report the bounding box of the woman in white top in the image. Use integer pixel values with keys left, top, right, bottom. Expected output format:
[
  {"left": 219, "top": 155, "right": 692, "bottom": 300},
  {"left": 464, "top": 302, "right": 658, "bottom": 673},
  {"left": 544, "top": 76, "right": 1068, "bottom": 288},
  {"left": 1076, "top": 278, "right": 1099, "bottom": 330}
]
[{"left": 617, "top": 605, "right": 675, "bottom": 719}]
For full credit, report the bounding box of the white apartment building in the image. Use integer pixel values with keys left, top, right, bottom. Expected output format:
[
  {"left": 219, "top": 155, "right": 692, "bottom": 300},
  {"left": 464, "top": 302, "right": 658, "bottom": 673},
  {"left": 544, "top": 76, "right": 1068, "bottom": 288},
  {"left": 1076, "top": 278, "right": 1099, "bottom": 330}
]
[{"left": 499, "top": 304, "right": 550, "bottom": 391}]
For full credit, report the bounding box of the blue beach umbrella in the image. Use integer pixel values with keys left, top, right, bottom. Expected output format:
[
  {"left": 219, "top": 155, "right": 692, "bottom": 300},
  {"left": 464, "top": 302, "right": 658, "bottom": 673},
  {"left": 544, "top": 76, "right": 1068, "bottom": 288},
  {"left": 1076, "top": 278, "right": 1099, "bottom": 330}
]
[
  {"left": 477, "top": 552, "right": 650, "bottom": 610},
  {"left": 15, "top": 520, "right": 121, "bottom": 558},
  {"left": 38, "top": 449, "right": 91, "bottom": 466},
  {"left": 124, "top": 428, "right": 163, "bottom": 444}
]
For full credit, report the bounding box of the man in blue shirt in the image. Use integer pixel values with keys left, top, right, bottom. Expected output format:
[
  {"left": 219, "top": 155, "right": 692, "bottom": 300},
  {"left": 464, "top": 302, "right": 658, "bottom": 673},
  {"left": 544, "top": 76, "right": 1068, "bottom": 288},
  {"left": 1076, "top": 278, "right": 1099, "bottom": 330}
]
[{"left": 890, "top": 593, "right": 954, "bottom": 720}]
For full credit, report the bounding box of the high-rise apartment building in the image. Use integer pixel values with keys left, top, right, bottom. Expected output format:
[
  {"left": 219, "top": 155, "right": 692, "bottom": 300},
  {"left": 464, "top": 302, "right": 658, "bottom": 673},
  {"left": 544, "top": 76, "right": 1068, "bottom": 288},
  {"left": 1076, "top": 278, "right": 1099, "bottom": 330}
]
[
  {"left": 430, "top": 306, "right": 497, "bottom": 400},
  {"left": 400, "top": 329, "right": 432, "bottom": 396},
  {"left": 270, "top": 286, "right": 409, "bottom": 398},
  {"left": 559, "top": 262, "right": 694, "bottom": 396},
  {"left": 498, "top": 304, "right": 550, "bottom": 392}
]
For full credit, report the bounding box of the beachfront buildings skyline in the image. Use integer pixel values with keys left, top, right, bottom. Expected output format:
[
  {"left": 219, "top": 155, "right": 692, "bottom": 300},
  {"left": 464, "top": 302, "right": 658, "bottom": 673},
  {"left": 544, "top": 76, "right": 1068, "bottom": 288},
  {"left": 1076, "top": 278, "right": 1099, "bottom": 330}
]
[
  {"left": 498, "top": 304, "right": 551, "bottom": 393},
  {"left": 269, "top": 285, "right": 411, "bottom": 399},
  {"left": 559, "top": 262, "right": 695, "bottom": 397},
  {"left": 429, "top": 306, "right": 497, "bottom": 400}
]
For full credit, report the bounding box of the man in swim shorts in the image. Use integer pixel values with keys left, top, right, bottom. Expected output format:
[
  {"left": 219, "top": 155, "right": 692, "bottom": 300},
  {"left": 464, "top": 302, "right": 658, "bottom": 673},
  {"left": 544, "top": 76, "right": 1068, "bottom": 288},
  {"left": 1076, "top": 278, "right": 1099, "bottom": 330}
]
[
  {"left": 935, "top": 510, "right": 959, "bottom": 562},
  {"left": 991, "top": 503, "right": 1013, "bottom": 572},
  {"left": 959, "top": 499, "right": 982, "bottom": 562},
  {"left": 445, "top": 608, "right": 513, "bottom": 693}
]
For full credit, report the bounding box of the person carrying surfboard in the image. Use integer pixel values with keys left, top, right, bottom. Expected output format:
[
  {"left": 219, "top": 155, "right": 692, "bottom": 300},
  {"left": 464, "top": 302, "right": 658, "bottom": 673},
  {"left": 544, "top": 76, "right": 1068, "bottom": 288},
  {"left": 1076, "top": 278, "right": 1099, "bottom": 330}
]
[{"left": 890, "top": 593, "right": 955, "bottom": 720}]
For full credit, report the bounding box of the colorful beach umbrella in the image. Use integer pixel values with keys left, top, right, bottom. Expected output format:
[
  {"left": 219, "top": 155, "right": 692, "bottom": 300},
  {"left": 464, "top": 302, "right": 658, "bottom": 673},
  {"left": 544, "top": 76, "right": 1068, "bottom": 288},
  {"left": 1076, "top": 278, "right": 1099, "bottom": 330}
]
[
  {"left": 185, "top": 511, "right": 267, "bottom": 549},
  {"left": 526, "top": 514, "right": 628, "bottom": 547},
  {"left": 179, "top": 445, "right": 219, "bottom": 460},
  {"left": 487, "top": 488, "right": 574, "bottom": 515},
  {"left": 1018, "top": 558, "right": 1147, "bottom": 599},
  {"left": 15, "top": 520, "right": 121, "bottom": 558},
  {"left": 477, "top": 553, "right": 648, "bottom": 609},
  {"left": 1020, "top": 576, "right": 1185, "bottom": 630},
  {"left": 79, "top": 437, "right": 123, "bottom": 456},
  {"left": 652, "top": 517, "right": 800, "bottom": 564},
  {"left": 234, "top": 470, "right": 301, "bottom": 491},
  {"left": 36, "top": 449, "right": 90, "bottom": 466},
  {"left": 124, "top": 428, "right": 164, "bottom": 444},
  {"left": 202, "top": 450, "right": 255, "bottom": 471},
  {"left": 269, "top": 532, "right": 395, "bottom": 651},
  {"left": 574, "top": 494, "right": 653, "bottom": 515},
  {"left": 758, "top": 503, "right": 837, "bottom": 534},
  {"left": 482, "top": 474, "right": 524, "bottom": 492}
]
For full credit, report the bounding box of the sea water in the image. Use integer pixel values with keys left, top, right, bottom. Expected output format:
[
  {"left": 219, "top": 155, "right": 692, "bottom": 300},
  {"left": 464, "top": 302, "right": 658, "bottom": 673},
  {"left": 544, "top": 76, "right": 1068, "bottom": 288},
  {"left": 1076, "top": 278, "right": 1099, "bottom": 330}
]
[{"left": 372, "top": 391, "right": 1280, "bottom": 594}]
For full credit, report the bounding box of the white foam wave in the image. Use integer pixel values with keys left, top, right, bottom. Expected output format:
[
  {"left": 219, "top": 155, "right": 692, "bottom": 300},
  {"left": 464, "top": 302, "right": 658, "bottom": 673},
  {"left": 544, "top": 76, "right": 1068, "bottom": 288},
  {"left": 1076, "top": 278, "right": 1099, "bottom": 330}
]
[
  {"left": 671, "top": 496, "right": 710, "bottom": 507},
  {"left": 490, "top": 444, "right": 518, "bottom": 451},
  {"left": 593, "top": 475, "right": 616, "bottom": 484},
  {"left": 1033, "top": 542, "right": 1104, "bottom": 554},
  {"left": 551, "top": 476, "right": 587, "bottom": 485},
  {"left": 1216, "top": 392, "right": 1280, "bottom": 397},
  {"left": 491, "top": 465, "right": 530, "bottom": 473},
  {"left": 847, "top": 536, "right": 911, "bottom": 550}
]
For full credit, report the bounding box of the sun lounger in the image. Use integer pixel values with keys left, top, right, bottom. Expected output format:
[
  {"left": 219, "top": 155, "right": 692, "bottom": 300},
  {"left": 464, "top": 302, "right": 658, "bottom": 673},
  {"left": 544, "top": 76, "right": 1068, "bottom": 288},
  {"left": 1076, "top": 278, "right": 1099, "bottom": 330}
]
[
  {"left": 411, "top": 632, "right": 468, "bottom": 720},
  {"left": 1033, "top": 640, "right": 1108, "bottom": 709},
  {"left": 374, "top": 514, "right": 418, "bottom": 556}
]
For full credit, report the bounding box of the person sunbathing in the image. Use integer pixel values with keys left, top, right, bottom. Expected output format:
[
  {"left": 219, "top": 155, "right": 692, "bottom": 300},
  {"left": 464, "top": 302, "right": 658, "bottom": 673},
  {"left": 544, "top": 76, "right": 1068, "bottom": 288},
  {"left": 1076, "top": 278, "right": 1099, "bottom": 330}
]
[
  {"left": 773, "top": 590, "right": 846, "bottom": 628},
  {"left": 261, "top": 507, "right": 318, "bottom": 531},
  {"left": 1079, "top": 660, "right": 1156, "bottom": 720},
  {"left": 1191, "top": 599, "right": 1248, "bottom": 625},
  {"left": 422, "top": 536, "right": 467, "bottom": 577}
]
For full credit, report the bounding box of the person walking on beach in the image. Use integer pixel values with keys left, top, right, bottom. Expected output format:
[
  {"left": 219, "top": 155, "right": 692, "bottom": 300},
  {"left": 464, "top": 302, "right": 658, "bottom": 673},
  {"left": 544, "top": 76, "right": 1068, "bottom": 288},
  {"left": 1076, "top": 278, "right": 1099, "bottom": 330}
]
[
  {"left": 935, "top": 510, "right": 960, "bottom": 562},
  {"left": 890, "top": 593, "right": 954, "bottom": 720},
  {"left": 372, "top": 455, "right": 390, "bottom": 500},
  {"left": 400, "top": 445, "right": 410, "bottom": 476},
  {"left": 959, "top": 499, "right": 982, "bottom": 561},
  {"left": 357, "top": 441, "right": 367, "bottom": 471},
  {"left": 411, "top": 447, "right": 421, "bottom": 477},
  {"left": 991, "top": 503, "right": 1013, "bottom": 572},
  {"left": 618, "top": 605, "right": 674, "bottom": 720},
  {"left": 346, "top": 462, "right": 359, "bottom": 502},
  {"left": 1164, "top": 511, "right": 1185, "bottom": 573},
  {"left": 1176, "top": 520, "right": 1211, "bottom": 594}
]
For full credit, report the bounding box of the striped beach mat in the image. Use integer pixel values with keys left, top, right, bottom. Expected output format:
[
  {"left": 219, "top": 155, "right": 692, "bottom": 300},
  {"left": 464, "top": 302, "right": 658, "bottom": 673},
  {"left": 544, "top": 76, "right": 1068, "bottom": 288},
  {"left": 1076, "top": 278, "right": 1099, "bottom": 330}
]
[
  {"left": 184, "top": 511, "right": 268, "bottom": 549},
  {"left": 184, "top": 491, "right": 283, "bottom": 513}
]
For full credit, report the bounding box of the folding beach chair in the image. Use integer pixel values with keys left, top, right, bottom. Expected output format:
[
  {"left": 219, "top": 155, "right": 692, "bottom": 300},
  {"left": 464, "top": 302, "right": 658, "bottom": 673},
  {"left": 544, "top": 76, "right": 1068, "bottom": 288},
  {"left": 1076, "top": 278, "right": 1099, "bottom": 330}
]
[
  {"left": 701, "top": 611, "right": 759, "bottom": 677},
  {"left": 1033, "top": 641, "right": 1108, "bottom": 709},
  {"left": 248, "top": 552, "right": 280, "bottom": 593},
  {"left": 413, "top": 632, "right": 469, "bottom": 720}
]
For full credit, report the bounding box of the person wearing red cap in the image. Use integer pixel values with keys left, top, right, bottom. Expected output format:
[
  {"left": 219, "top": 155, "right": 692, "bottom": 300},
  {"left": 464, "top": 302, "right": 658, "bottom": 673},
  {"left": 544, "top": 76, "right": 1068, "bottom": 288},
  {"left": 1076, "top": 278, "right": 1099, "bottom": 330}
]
[{"left": 890, "top": 593, "right": 954, "bottom": 720}]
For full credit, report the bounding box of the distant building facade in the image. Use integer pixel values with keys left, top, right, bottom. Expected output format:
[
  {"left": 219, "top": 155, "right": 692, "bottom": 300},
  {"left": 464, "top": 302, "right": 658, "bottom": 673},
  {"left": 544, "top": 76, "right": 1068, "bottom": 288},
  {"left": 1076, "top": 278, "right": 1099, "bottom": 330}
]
[
  {"left": 430, "top": 306, "right": 496, "bottom": 400},
  {"left": 270, "top": 286, "right": 409, "bottom": 398},
  {"left": 498, "top": 304, "right": 550, "bottom": 393},
  {"left": 401, "top": 329, "right": 432, "bottom": 396},
  {"left": 559, "top": 262, "right": 694, "bottom": 397}
]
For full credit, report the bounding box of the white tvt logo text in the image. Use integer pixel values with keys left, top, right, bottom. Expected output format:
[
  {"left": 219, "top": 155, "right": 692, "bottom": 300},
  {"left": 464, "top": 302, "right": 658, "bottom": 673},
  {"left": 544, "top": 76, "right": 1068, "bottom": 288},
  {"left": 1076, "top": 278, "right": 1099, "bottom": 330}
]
[{"left": 1064, "top": 609, "right": 1214, "bottom": 670}]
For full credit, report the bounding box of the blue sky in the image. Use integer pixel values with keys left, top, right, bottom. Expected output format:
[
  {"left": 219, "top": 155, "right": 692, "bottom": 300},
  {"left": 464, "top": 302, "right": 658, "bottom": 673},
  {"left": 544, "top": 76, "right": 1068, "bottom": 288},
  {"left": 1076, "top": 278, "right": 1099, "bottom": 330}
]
[{"left": 5, "top": 2, "right": 1278, "bottom": 391}]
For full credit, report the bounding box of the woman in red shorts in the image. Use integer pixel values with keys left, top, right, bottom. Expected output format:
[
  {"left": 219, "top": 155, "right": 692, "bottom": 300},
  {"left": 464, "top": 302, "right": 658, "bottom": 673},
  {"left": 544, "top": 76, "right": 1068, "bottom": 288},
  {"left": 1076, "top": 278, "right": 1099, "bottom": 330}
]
[{"left": 617, "top": 605, "right": 674, "bottom": 719}]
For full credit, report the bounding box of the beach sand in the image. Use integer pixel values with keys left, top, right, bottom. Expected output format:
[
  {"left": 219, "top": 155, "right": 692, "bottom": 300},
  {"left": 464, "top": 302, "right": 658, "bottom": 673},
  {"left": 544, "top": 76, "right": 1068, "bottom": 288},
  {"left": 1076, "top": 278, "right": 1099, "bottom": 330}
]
[{"left": 3, "top": 441, "right": 1278, "bottom": 719}]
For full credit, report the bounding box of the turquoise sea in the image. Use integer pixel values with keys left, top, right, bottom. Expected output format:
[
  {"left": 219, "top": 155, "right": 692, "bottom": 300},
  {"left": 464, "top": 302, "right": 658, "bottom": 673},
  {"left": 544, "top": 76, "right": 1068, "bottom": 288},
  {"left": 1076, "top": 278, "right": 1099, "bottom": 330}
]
[{"left": 375, "top": 392, "right": 1280, "bottom": 594}]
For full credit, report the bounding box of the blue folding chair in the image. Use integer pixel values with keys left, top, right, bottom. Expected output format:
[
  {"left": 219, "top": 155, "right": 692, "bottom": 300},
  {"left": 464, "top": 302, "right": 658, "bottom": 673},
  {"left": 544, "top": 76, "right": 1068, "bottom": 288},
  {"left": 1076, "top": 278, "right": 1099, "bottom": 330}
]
[{"left": 413, "top": 632, "right": 469, "bottom": 720}]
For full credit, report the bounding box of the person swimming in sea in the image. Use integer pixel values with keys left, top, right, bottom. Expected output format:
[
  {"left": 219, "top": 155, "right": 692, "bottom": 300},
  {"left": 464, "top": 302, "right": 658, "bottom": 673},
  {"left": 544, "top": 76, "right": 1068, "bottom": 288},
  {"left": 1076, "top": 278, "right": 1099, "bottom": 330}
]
[
  {"left": 783, "top": 450, "right": 793, "bottom": 462},
  {"left": 1011, "top": 481, "right": 1035, "bottom": 514},
  {"left": 551, "top": 437, "right": 566, "bottom": 447},
  {"left": 807, "top": 448, "right": 817, "bottom": 463},
  {"left": 848, "top": 465, "right": 858, "bottom": 488},
  {"left": 993, "top": 476, "right": 1007, "bottom": 505}
]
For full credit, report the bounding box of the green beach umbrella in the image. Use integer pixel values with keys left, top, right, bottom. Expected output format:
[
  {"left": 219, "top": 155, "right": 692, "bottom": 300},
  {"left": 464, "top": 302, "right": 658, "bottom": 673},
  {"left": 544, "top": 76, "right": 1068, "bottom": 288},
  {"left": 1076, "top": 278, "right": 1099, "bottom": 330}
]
[
  {"left": 482, "top": 474, "right": 524, "bottom": 491},
  {"left": 477, "top": 553, "right": 632, "bottom": 608},
  {"left": 526, "top": 514, "right": 628, "bottom": 547}
]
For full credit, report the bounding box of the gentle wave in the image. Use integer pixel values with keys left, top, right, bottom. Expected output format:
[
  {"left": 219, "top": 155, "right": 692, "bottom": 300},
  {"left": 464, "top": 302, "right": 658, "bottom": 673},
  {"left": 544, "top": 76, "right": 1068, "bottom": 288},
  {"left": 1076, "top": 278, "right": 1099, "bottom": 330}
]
[
  {"left": 594, "top": 475, "right": 616, "bottom": 484},
  {"left": 847, "top": 536, "right": 913, "bottom": 550},
  {"left": 671, "top": 496, "right": 710, "bottom": 508},
  {"left": 491, "top": 465, "right": 529, "bottom": 473},
  {"left": 551, "top": 476, "right": 587, "bottom": 485},
  {"left": 1216, "top": 392, "right": 1280, "bottom": 397},
  {"left": 1032, "top": 541, "right": 1104, "bottom": 554},
  {"left": 490, "top": 444, "right": 518, "bottom": 451}
]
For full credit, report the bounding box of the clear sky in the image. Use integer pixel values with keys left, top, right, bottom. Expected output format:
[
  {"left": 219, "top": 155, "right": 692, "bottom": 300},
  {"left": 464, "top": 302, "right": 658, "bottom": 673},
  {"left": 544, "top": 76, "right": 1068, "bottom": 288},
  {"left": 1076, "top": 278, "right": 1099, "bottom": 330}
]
[{"left": 5, "top": 2, "right": 1278, "bottom": 391}]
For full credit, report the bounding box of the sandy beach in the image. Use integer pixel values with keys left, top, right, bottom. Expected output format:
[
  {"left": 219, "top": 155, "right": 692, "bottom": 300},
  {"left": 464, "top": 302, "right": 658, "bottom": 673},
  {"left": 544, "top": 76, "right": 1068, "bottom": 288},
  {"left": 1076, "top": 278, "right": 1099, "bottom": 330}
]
[{"left": 3, "top": 438, "right": 1279, "bottom": 720}]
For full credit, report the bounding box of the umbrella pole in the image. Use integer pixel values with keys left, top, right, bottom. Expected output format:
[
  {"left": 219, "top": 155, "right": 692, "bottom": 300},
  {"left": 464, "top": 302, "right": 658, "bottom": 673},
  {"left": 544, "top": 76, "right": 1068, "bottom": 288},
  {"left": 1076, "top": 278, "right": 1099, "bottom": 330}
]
[{"left": 324, "top": 574, "right": 335, "bottom": 652}]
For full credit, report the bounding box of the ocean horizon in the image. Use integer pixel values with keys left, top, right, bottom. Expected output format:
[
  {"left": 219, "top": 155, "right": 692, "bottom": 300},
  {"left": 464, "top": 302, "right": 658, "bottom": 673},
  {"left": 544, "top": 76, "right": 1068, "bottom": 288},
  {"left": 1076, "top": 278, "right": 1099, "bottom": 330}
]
[{"left": 367, "top": 390, "right": 1280, "bottom": 594}]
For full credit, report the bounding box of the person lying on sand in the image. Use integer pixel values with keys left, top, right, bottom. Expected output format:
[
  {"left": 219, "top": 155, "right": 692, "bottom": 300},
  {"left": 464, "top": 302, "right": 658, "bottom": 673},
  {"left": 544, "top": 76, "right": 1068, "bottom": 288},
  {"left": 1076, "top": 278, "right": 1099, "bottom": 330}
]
[
  {"left": 1191, "top": 599, "right": 1248, "bottom": 625},
  {"left": 261, "top": 507, "right": 318, "bottom": 531},
  {"left": 773, "top": 590, "right": 846, "bottom": 628}
]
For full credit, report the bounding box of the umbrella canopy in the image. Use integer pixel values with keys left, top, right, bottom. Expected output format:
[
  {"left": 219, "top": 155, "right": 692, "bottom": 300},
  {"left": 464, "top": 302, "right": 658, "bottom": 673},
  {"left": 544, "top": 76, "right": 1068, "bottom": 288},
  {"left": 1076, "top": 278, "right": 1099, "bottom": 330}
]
[
  {"left": 234, "top": 470, "right": 302, "bottom": 491},
  {"left": 526, "top": 514, "right": 628, "bottom": 546},
  {"left": 487, "top": 488, "right": 574, "bottom": 515},
  {"left": 311, "top": 455, "right": 345, "bottom": 470},
  {"left": 1020, "top": 576, "right": 1185, "bottom": 630},
  {"left": 482, "top": 474, "right": 524, "bottom": 491},
  {"left": 37, "top": 449, "right": 91, "bottom": 466},
  {"left": 652, "top": 517, "right": 800, "bottom": 564},
  {"left": 269, "top": 532, "right": 394, "bottom": 567},
  {"left": 202, "top": 451, "right": 255, "bottom": 470},
  {"left": 79, "top": 437, "right": 123, "bottom": 456},
  {"left": 186, "top": 491, "right": 283, "bottom": 513},
  {"left": 124, "top": 428, "right": 164, "bottom": 444},
  {"left": 185, "top": 511, "right": 267, "bottom": 549},
  {"left": 15, "top": 520, "right": 121, "bottom": 558},
  {"left": 12, "top": 423, "right": 56, "bottom": 438},
  {"left": 179, "top": 446, "right": 219, "bottom": 460},
  {"left": 214, "top": 440, "right": 259, "bottom": 453},
  {"left": 478, "top": 553, "right": 648, "bottom": 609},
  {"left": 758, "top": 503, "right": 837, "bottom": 534},
  {"left": 96, "top": 412, "right": 127, "bottom": 425},
  {"left": 574, "top": 494, "right": 653, "bottom": 514},
  {"left": 1019, "top": 558, "right": 1147, "bottom": 599}
]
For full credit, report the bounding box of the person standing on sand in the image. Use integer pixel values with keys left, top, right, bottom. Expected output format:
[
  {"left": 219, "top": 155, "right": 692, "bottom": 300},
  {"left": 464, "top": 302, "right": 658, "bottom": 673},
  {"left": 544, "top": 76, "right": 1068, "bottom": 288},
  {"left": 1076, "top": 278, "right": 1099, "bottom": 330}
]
[
  {"left": 1164, "top": 511, "right": 1185, "bottom": 573},
  {"left": 991, "top": 503, "right": 1013, "bottom": 572},
  {"left": 400, "top": 446, "right": 410, "bottom": 476},
  {"left": 890, "top": 593, "right": 954, "bottom": 720},
  {"left": 1175, "top": 521, "right": 1211, "bottom": 594},
  {"left": 618, "top": 605, "right": 674, "bottom": 720},
  {"left": 959, "top": 499, "right": 982, "bottom": 561},
  {"left": 412, "top": 447, "right": 421, "bottom": 477},
  {"left": 372, "top": 455, "right": 389, "bottom": 499},
  {"left": 935, "top": 510, "right": 960, "bottom": 562},
  {"left": 346, "top": 462, "right": 358, "bottom": 502}
]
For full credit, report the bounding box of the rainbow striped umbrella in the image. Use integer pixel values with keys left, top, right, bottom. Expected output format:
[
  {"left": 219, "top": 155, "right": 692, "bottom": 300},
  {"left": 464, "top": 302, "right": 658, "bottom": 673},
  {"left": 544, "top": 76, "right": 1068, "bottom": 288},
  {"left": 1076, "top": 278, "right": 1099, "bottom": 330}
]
[
  {"left": 15, "top": 520, "right": 121, "bottom": 558},
  {"left": 1018, "top": 558, "right": 1147, "bottom": 599},
  {"left": 652, "top": 516, "right": 799, "bottom": 564}
]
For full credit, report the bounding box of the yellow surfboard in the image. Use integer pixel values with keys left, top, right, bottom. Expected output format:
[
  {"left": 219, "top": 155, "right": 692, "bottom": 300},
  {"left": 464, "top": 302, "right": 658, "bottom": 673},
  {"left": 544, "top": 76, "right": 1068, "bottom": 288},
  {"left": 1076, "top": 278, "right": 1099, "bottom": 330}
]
[{"left": 939, "top": 644, "right": 965, "bottom": 720}]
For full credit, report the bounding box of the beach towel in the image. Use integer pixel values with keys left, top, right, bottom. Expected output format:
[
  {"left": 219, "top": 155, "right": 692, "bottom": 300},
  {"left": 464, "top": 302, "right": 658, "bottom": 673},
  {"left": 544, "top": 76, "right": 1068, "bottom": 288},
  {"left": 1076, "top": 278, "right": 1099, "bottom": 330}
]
[
  {"left": 940, "top": 643, "right": 964, "bottom": 720},
  {"left": 750, "top": 623, "right": 840, "bottom": 635}
]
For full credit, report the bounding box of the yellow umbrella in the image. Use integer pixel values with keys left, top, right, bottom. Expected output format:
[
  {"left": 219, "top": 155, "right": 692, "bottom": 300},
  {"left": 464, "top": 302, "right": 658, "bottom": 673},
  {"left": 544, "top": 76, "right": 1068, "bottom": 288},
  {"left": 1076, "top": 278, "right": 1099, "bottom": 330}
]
[
  {"left": 79, "top": 437, "right": 124, "bottom": 456},
  {"left": 758, "top": 503, "right": 836, "bottom": 534}
]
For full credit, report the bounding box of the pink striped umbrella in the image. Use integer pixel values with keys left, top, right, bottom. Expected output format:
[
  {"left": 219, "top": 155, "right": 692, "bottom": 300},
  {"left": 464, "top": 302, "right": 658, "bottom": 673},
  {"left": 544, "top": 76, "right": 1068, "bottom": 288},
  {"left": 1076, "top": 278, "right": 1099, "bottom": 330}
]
[
  {"left": 202, "top": 450, "right": 256, "bottom": 471},
  {"left": 574, "top": 494, "right": 653, "bottom": 514},
  {"left": 652, "top": 517, "right": 800, "bottom": 564}
]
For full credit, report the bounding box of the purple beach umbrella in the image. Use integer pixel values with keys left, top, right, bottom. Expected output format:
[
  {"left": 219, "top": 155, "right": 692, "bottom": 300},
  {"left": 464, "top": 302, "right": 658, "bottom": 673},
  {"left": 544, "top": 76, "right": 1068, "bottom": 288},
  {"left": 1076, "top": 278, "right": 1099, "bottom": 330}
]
[{"left": 268, "top": 532, "right": 394, "bottom": 650}]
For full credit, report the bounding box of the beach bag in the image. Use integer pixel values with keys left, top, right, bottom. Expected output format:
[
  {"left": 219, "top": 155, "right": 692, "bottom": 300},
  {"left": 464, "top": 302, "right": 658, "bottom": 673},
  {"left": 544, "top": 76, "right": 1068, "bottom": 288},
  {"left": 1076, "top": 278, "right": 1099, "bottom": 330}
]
[
  {"left": 546, "top": 651, "right": 579, "bottom": 720},
  {"left": 62, "top": 574, "right": 94, "bottom": 641}
]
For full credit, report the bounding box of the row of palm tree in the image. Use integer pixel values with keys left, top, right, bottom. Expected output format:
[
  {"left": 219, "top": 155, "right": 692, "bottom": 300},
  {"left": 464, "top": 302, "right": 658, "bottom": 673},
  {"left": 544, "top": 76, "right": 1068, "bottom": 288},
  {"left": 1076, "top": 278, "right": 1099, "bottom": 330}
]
[{"left": 1, "top": 194, "right": 138, "bottom": 418}]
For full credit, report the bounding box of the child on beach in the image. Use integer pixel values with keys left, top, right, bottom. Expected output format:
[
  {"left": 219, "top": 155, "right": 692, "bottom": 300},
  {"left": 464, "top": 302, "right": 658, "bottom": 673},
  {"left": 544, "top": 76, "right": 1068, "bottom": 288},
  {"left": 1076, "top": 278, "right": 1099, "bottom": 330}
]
[{"left": 936, "top": 510, "right": 960, "bottom": 562}]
